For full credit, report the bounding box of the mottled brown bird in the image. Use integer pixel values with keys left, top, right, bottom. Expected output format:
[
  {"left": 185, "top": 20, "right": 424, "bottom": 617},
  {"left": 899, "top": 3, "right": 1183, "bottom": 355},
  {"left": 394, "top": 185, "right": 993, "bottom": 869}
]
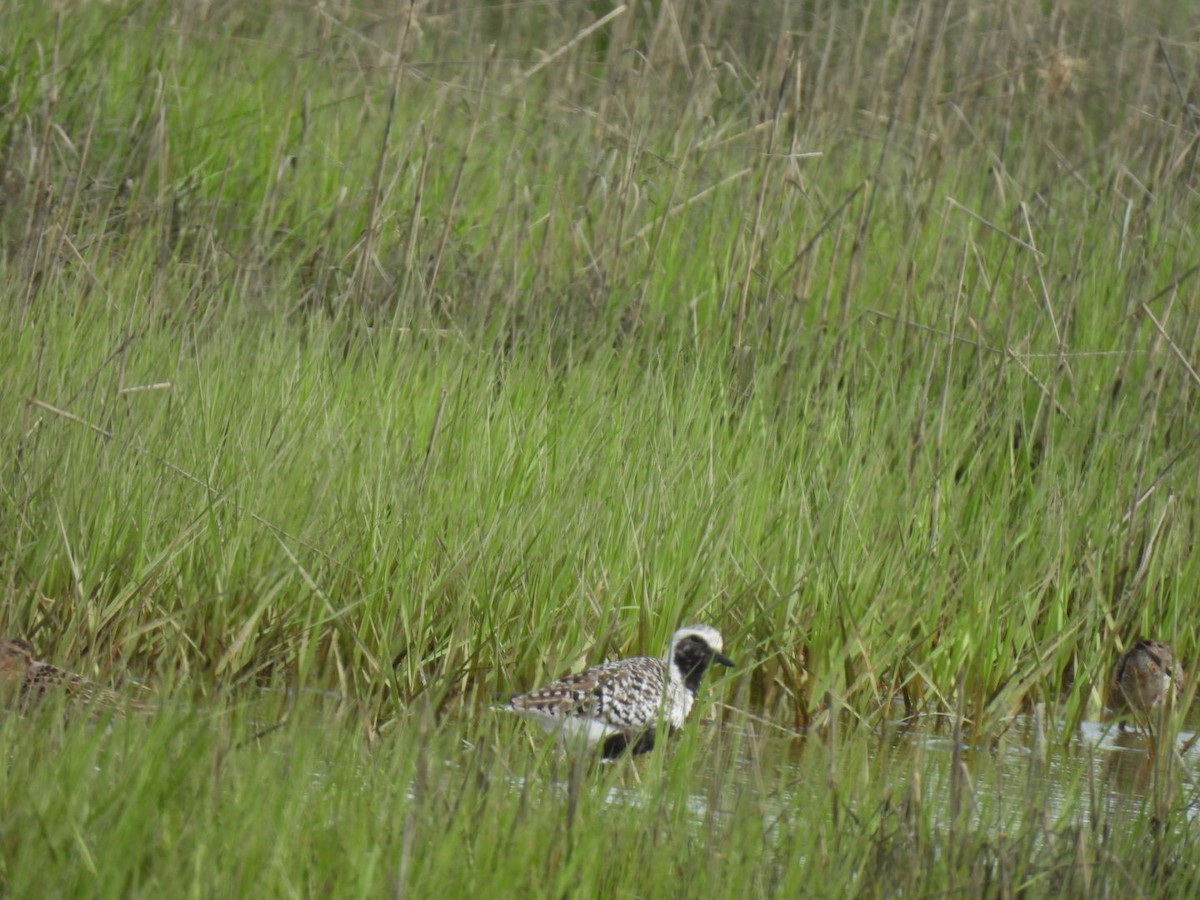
[
  {"left": 1109, "top": 639, "right": 1183, "bottom": 732},
  {"left": 1, "top": 637, "right": 152, "bottom": 714}
]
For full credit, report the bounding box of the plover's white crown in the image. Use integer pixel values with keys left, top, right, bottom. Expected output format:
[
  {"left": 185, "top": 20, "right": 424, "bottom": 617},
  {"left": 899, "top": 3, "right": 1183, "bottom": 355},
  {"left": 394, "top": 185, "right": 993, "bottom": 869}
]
[{"left": 500, "top": 624, "right": 733, "bottom": 756}]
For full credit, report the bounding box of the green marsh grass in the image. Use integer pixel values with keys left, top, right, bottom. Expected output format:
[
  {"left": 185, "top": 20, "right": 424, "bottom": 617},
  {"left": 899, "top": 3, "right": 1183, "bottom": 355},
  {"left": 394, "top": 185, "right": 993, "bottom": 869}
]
[{"left": 3, "top": 0, "right": 1200, "bottom": 893}]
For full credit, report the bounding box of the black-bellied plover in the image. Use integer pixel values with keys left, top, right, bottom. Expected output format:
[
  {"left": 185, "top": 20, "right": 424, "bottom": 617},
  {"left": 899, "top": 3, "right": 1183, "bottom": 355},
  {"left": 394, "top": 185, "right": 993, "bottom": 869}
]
[
  {"left": 1109, "top": 638, "right": 1183, "bottom": 732},
  {"left": 499, "top": 624, "right": 734, "bottom": 757},
  {"left": 1, "top": 637, "right": 153, "bottom": 713}
]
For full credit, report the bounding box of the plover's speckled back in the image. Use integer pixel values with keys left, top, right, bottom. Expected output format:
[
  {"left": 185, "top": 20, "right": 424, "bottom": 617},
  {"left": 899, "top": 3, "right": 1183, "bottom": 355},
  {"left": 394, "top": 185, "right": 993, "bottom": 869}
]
[
  {"left": 499, "top": 624, "right": 734, "bottom": 757},
  {"left": 1, "top": 637, "right": 153, "bottom": 713},
  {"left": 1109, "top": 638, "right": 1183, "bottom": 729}
]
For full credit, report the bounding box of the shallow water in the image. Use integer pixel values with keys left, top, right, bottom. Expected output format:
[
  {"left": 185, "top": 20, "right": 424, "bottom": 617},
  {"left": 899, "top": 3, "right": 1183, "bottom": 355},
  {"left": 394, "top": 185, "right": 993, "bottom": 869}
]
[
  {"left": 594, "top": 710, "right": 1200, "bottom": 835},
  {"left": 237, "top": 686, "right": 1200, "bottom": 838}
]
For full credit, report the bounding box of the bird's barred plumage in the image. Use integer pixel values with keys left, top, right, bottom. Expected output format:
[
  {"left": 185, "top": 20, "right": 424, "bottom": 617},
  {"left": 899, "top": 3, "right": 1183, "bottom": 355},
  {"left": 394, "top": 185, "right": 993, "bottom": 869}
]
[
  {"left": 1, "top": 637, "right": 153, "bottom": 714},
  {"left": 500, "top": 624, "right": 733, "bottom": 757},
  {"left": 1109, "top": 638, "right": 1183, "bottom": 725}
]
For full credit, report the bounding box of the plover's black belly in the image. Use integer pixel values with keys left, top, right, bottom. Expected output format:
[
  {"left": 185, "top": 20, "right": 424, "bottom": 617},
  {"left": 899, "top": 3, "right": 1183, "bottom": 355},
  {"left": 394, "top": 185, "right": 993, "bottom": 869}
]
[{"left": 600, "top": 726, "right": 665, "bottom": 758}]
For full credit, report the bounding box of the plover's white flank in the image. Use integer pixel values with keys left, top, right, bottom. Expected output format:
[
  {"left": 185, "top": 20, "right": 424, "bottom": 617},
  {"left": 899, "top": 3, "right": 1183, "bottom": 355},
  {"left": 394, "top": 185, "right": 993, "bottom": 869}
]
[{"left": 499, "top": 624, "right": 734, "bottom": 757}]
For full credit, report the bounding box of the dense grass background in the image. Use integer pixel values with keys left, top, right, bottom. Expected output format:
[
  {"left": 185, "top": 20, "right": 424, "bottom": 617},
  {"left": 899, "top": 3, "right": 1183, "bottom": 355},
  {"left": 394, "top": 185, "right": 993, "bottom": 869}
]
[{"left": 3, "top": 0, "right": 1200, "bottom": 893}]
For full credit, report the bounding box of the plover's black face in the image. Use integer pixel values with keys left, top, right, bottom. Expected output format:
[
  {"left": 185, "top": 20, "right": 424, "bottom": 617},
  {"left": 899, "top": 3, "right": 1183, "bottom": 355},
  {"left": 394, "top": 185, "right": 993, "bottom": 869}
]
[{"left": 672, "top": 630, "right": 734, "bottom": 692}]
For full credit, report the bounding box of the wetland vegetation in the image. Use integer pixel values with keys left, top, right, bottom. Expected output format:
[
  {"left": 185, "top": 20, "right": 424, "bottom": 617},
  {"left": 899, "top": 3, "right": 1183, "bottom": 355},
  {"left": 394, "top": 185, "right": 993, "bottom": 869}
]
[{"left": 3, "top": 0, "right": 1200, "bottom": 894}]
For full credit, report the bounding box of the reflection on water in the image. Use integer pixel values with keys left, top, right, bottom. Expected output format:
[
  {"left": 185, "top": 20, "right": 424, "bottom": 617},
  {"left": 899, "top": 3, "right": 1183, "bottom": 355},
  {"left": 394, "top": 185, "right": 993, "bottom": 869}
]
[
  {"left": 275, "top": 686, "right": 1199, "bottom": 843},
  {"left": 596, "top": 712, "right": 1200, "bottom": 832}
]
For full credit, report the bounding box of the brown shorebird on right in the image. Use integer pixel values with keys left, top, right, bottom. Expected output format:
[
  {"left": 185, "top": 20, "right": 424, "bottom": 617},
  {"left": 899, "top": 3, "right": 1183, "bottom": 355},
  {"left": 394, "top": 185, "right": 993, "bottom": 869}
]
[
  {"left": 1, "top": 637, "right": 152, "bottom": 714},
  {"left": 1108, "top": 638, "right": 1183, "bottom": 734}
]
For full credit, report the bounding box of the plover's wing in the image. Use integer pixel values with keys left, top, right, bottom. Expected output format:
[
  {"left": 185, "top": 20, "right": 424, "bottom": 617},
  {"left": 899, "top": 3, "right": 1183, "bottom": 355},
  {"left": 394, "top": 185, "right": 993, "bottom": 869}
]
[
  {"left": 506, "top": 658, "right": 627, "bottom": 717},
  {"left": 506, "top": 656, "right": 665, "bottom": 724}
]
